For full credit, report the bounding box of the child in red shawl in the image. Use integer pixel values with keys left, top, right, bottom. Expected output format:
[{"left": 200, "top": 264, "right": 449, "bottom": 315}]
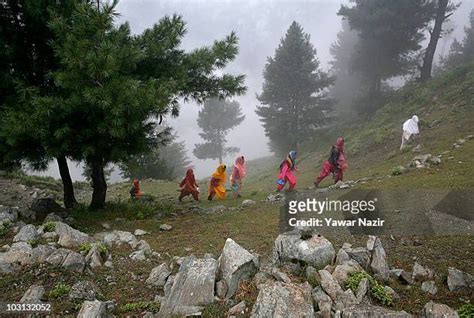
[
  {"left": 130, "top": 179, "right": 142, "bottom": 199},
  {"left": 230, "top": 155, "right": 246, "bottom": 198},
  {"left": 179, "top": 168, "right": 200, "bottom": 202},
  {"left": 314, "top": 137, "right": 347, "bottom": 187}
]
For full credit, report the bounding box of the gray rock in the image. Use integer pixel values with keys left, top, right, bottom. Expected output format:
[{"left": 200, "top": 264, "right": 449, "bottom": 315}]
[
  {"left": 265, "top": 193, "right": 284, "bottom": 203},
  {"left": 319, "top": 269, "right": 344, "bottom": 302},
  {"left": 0, "top": 242, "right": 34, "bottom": 265},
  {"left": 271, "top": 267, "right": 291, "bottom": 283},
  {"left": 312, "top": 286, "right": 332, "bottom": 317},
  {"left": 216, "top": 280, "right": 227, "bottom": 299},
  {"left": 77, "top": 300, "right": 110, "bottom": 318},
  {"left": 383, "top": 286, "right": 399, "bottom": 301},
  {"left": 336, "top": 248, "right": 351, "bottom": 265},
  {"left": 205, "top": 205, "right": 226, "bottom": 214},
  {"left": 341, "top": 304, "right": 412, "bottom": 317},
  {"left": 134, "top": 229, "right": 147, "bottom": 236},
  {"left": 159, "top": 256, "right": 217, "bottom": 316},
  {"left": 447, "top": 267, "right": 474, "bottom": 292},
  {"left": 103, "top": 230, "right": 138, "bottom": 249},
  {"left": 69, "top": 281, "right": 98, "bottom": 301},
  {"left": 370, "top": 237, "right": 389, "bottom": 281},
  {"left": 43, "top": 213, "right": 63, "bottom": 222},
  {"left": 241, "top": 199, "right": 256, "bottom": 207},
  {"left": 159, "top": 224, "right": 173, "bottom": 231},
  {"left": 345, "top": 247, "right": 371, "bottom": 269},
  {"left": 163, "top": 275, "right": 174, "bottom": 297},
  {"left": 336, "top": 289, "right": 358, "bottom": 308},
  {"left": 20, "top": 285, "right": 44, "bottom": 303},
  {"left": 0, "top": 205, "right": 19, "bottom": 224},
  {"left": 136, "top": 240, "right": 152, "bottom": 255},
  {"left": 13, "top": 224, "right": 39, "bottom": 243},
  {"left": 273, "top": 231, "right": 335, "bottom": 270},
  {"left": 421, "top": 301, "right": 458, "bottom": 318},
  {"left": 146, "top": 263, "right": 171, "bottom": 287},
  {"left": 421, "top": 281, "right": 438, "bottom": 295},
  {"left": 42, "top": 231, "right": 58, "bottom": 240},
  {"left": 217, "top": 238, "right": 259, "bottom": 298},
  {"left": 55, "top": 221, "right": 92, "bottom": 248},
  {"left": 412, "top": 262, "right": 434, "bottom": 282},
  {"left": 129, "top": 250, "right": 147, "bottom": 261},
  {"left": 101, "top": 223, "right": 111, "bottom": 230},
  {"left": 30, "top": 198, "right": 63, "bottom": 220},
  {"left": 332, "top": 260, "right": 363, "bottom": 286},
  {"left": 251, "top": 281, "right": 314, "bottom": 318},
  {"left": 32, "top": 244, "right": 56, "bottom": 263},
  {"left": 228, "top": 300, "right": 246, "bottom": 316},
  {"left": 356, "top": 278, "right": 369, "bottom": 304},
  {"left": 62, "top": 250, "right": 86, "bottom": 272},
  {"left": 86, "top": 243, "right": 106, "bottom": 269},
  {"left": 306, "top": 265, "right": 320, "bottom": 285}
]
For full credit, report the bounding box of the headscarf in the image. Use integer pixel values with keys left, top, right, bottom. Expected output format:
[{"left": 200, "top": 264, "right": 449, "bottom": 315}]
[
  {"left": 280, "top": 151, "right": 297, "bottom": 170},
  {"left": 212, "top": 164, "right": 227, "bottom": 181},
  {"left": 185, "top": 168, "right": 196, "bottom": 185},
  {"left": 133, "top": 179, "right": 140, "bottom": 192},
  {"left": 334, "top": 137, "right": 347, "bottom": 172},
  {"left": 403, "top": 115, "right": 419, "bottom": 135},
  {"left": 232, "top": 155, "right": 247, "bottom": 179}
]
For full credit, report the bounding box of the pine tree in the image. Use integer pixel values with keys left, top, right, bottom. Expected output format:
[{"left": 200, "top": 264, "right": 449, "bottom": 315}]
[
  {"left": 441, "top": 9, "right": 474, "bottom": 70},
  {"left": 193, "top": 99, "right": 245, "bottom": 163},
  {"left": 256, "top": 21, "right": 334, "bottom": 155}
]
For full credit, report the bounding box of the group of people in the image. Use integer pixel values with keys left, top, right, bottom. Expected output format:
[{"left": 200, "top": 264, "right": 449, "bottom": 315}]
[{"left": 129, "top": 114, "right": 420, "bottom": 201}]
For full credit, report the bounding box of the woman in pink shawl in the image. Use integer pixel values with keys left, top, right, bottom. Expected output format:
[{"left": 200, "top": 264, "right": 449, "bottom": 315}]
[
  {"left": 230, "top": 155, "right": 246, "bottom": 198},
  {"left": 277, "top": 151, "right": 298, "bottom": 192},
  {"left": 314, "top": 137, "right": 347, "bottom": 187}
]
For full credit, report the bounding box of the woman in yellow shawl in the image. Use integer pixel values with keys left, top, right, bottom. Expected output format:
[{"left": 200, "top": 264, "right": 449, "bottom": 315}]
[{"left": 208, "top": 164, "right": 227, "bottom": 200}]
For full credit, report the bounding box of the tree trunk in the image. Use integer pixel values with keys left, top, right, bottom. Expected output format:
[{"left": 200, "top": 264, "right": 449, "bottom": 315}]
[
  {"left": 56, "top": 156, "right": 77, "bottom": 209},
  {"left": 420, "top": 0, "right": 449, "bottom": 82},
  {"left": 217, "top": 129, "right": 223, "bottom": 164},
  {"left": 90, "top": 160, "right": 107, "bottom": 210}
]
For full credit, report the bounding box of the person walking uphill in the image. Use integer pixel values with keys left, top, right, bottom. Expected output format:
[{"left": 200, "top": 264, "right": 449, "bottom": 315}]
[
  {"left": 179, "top": 168, "right": 200, "bottom": 202},
  {"left": 208, "top": 164, "right": 227, "bottom": 200},
  {"left": 276, "top": 151, "right": 298, "bottom": 192},
  {"left": 400, "top": 115, "right": 420, "bottom": 150},
  {"left": 314, "top": 137, "right": 347, "bottom": 187},
  {"left": 230, "top": 155, "right": 247, "bottom": 198}
]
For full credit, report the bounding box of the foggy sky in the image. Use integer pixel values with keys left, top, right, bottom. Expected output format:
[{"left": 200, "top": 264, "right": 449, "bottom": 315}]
[{"left": 33, "top": 0, "right": 474, "bottom": 181}]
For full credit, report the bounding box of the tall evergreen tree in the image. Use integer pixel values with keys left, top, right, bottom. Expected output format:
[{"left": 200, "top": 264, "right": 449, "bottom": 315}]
[
  {"left": 441, "top": 9, "right": 474, "bottom": 69},
  {"left": 11, "top": 1, "right": 245, "bottom": 209},
  {"left": 256, "top": 21, "right": 334, "bottom": 155},
  {"left": 193, "top": 99, "right": 245, "bottom": 163},
  {"left": 338, "top": 0, "right": 433, "bottom": 103}
]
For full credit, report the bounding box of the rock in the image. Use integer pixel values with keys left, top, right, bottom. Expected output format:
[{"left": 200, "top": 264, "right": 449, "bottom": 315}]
[
  {"left": 266, "top": 193, "right": 284, "bottom": 203},
  {"left": 146, "top": 263, "right": 171, "bottom": 287},
  {"left": 0, "top": 242, "right": 34, "bottom": 265},
  {"left": 69, "top": 281, "right": 98, "bottom": 301},
  {"left": 341, "top": 304, "right": 412, "bottom": 317},
  {"left": 30, "top": 198, "right": 63, "bottom": 220},
  {"left": 159, "top": 224, "right": 173, "bottom": 231},
  {"left": 55, "top": 222, "right": 92, "bottom": 248},
  {"left": 163, "top": 275, "right": 174, "bottom": 297},
  {"left": 85, "top": 243, "right": 105, "bottom": 269},
  {"left": 457, "top": 138, "right": 466, "bottom": 144},
  {"left": 159, "top": 256, "right": 217, "bottom": 316},
  {"left": 77, "top": 300, "right": 110, "bottom": 318},
  {"left": 398, "top": 270, "right": 414, "bottom": 285},
  {"left": 62, "top": 250, "right": 86, "bottom": 272},
  {"left": 366, "top": 236, "right": 377, "bottom": 251},
  {"left": 216, "top": 280, "right": 227, "bottom": 299},
  {"left": 319, "top": 269, "right": 344, "bottom": 302},
  {"left": 370, "top": 237, "right": 389, "bottom": 281},
  {"left": 337, "top": 289, "right": 358, "bottom": 308},
  {"left": 356, "top": 278, "right": 369, "bottom": 304},
  {"left": 134, "top": 229, "right": 147, "bottom": 236},
  {"left": 273, "top": 231, "right": 335, "bottom": 269},
  {"left": 253, "top": 271, "right": 273, "bottom": 286},
  {"left": 336, "top": 248, "right": 351, "bottom": 265},
  {"left": 345, "top": 247, "right": 371, "bottom": 269},
  {"left": 412, "top": 262, "right": 434, "bottom": 282},
  {"left": 129, "top": 250, "right": 147, "bottom": 261},
  {"left": 20, "top": 285, "right": 44, "bottom": 303},
  {"left": 271, "top": 267, "right": 291, "bottom": 283},
  {"left": 466, "top": 135, "right": 473, "bottom": 140},
  {"left": 0, "top": 205, "right": 19, "bottom": 224},
  {"left": 44, "top": 213, "right": 63, "bottom": 222},
  {"left": 32, "top": 244, "right": 56, "bottom": 263},
  {"left": 447, "top": 267, "right": 474, "bottom": 292},
  {"left": 136, "top": 240, "right": 152, "bottom": 255},
  {"left": 383, "top": 286, "right": 399, "bottom": 301},
  {"left": 332, "top": 260, "right": 363, "bottom": 286},
  {"left": 421, "top": 281, "right": 437, "bottom": 295},
  {"left": 228, "top": 301, "right": 246, "bottom": 316},
  {"left": 205, "top": 205, "right": 226, "bottom": 214},
  {"left": 306, "top": 265, "right": 320, "bottom": 285},
  {"left": 421, "top": 301, "right": 458, "bottom": 318},
  {"left": 101, "top": 223, "right": 111, "bottom": 230},
  {"left": 217, "top": 238, "right": 258, "bottom": 298},
  {"left": 13, "top": 224, "right": 39, "bottom": 243},
  {"left": 103, "top": 230, "right": 138, "bottom": 249},
  {"left": 241, "top": 199, "right": 256, "bottom": 207},
  {"left": 251, "top": 281, "right": 314, "bottom": 318},
  {"left": 312, "top": 285, "right": 332, "bottom": 317},
  {"left": 42, "top": 231, "right": 58, "bottom": 240}
]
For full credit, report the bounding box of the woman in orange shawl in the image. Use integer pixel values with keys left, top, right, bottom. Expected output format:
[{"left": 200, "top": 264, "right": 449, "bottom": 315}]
[
  {"left": 179, "top": 168, "right": 200, "bottom": 202},
  {"left": 230, "top": 155, "right": 246, "bottom": 198},
  {"left": 208, "top": 164, "right": 227, "bottom": 200}
]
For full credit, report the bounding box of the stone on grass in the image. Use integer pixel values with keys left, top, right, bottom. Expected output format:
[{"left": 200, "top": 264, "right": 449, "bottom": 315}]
[
  {"left": 55, "top": 221, "right": 92, "bottom": 248},
  {"left": 146, "top": 263, "right": 171, "bottom": 287},
  {"left": 273, "top": 231, "right": 335, "bottom": 270},
  {"left": 228, "top": 301, "right": 246, "bottom": 316},
  {"left": 345, "top": 247, "right": 371, "bottom": 269},
  {"left": 370, "top": 237, "right": 389, "bottom": 281},
  {"left": 77, "top": 300, "right": 110, "bottom": 318},
  {"left": 421, "top": 281, "right": 438, "bottom": 295},
  {"left": 312, "top": 285, "right": 332, "bottom": 317},
  {"left": 13, "top": 224, "right": 39, "bottom": 243},
  {"left": 103, "top": 230, "right": 138, "bottom": 249},
  {"left": 332, "top": 260, "right": 363, "bottom": 286},
  {"left": 251, "top": 281, "right": 314, "bottom": 318},
  {"left": 0, "top": 242, "right": 34, "bottom": 265},
  {"left": 217, "top": 238, "right": 258, "bottom": 298},
  {"left": 134, "top": 229, "right": 147, "bottom": 236},
  {"left": 421, "top": 301, "right": 458, "bottom": 318},
  {"left": 336, "top": 248, "right": 350, "bottom": 265},
  {"left": 319, "top": 269, "right": 344, "bottom": 302},
  {"left": 271, "top": 267, "right": 291, "bottom": 283},
  {"left": 447, "top": 267, "right": 474, "bottom": 292},
  {"left": 20, "top": 285, "right": 44, "bottom": 303},
  {"left": 241, "top": 199, "right": 256, "bottom": 207},
  {"left": 342, "top": 304, "right": 412, "bottom": 317},
  {"left": 69, "top": 281, "right": 98, "bottom": 301},
  {"left": 32, "top": 244, "right": 56, "bottom": 263},
  {"left": 159, "top": 224, "right": 173, "bottom": 231},
  {"left": 129, "top": 250, "right": 147, "bottom": 261},
  {"left": 356, "top": 278, "right": 370, "bottom": 304},
  {"left": 412, "top": 262, "right": 434, "bottom": 282},
  {"left": 45, "top": 248, "right": 85, "bottom": 272}
]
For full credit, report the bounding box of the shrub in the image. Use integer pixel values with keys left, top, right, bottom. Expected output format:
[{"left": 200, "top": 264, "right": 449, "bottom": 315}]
[
  {"left": 79, "top": 243, "right": 93, "bottom": 254},
  {"left": 43, "top": 221, "right": 56, "bottom": 232},
  {"left": 346, "top": 271, "right": 393, "bottom": 306},
  {"left": 458, "top": 304, "right": 474, "bottom": 318},
  {"left": 119, "top": 301, "right": 160, "bottom": 313},
  {"left": 49, "top": 283, "right": 71, "bottom": 299}
]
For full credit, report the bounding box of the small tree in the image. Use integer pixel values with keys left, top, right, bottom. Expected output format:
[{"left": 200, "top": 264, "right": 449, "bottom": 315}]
[
  {"left": 256, "top": 21, "right": 334, "bottom": 155},
  {"left": 193, "top": 99, "right": 245, "bottom": 163}
]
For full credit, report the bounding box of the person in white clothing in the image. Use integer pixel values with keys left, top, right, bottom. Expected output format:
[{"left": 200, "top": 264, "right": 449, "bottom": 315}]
[{"left": 400, "top": 115, "right": 419, "bottom": 150}]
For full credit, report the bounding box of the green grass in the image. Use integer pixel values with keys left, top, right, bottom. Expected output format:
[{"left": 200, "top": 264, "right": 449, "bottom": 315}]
[
  {"left": 49, "top": 283, "right": 71, "bottom": 299},
  {"left": 346, "top": 271, "right": 393, "bottom": 306}
]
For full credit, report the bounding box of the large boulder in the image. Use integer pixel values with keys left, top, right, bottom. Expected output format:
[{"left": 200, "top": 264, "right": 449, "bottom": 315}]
[
  {"left": 447, "top": 267, "right": 474, "bottom": 292},
  {"left": 421, "top": 301, "right": 458, "bottom": 318},
  {"left": 312, "top": 286, "right": 333, "bottom": 317},
  {"left": 77, "top": 300, "right": 110, "bottom": 318},
  {"left": 55, "top": 222, "right": 92, "bottom": 248},
  {"left": 251, "top": 281, "right": 314, "bottom": 318},
  {"left": 273, "top": 231, "right": 335, "bottom": 269},
  {"left": 32, "top": 244, "right": 57, "bottom": 263},
  {"left": 344, "top": 247, "right": 371, "bottom": 269},
  {"left": 13, "top": 224, "right": 39, "bottom": 243},
  {"left": 159, "top": 256, "right": 217, "bottom": 316},
  {"left": 217, "top": 238, "right": 259, "bottom": 298},
  {"left": 369, "top": 237, "right": 389, "bottom": 281},
  {"left": 45, "top": 248, "right": 85, "bottom": 272},
  {"left": 30, "top": 198, "right": 64, "bottom": 220},
  {"left": 342, "top": 304, "right": 412, "bottom": 317},
  {"left": 319, "top": 269, "right": 344, "bottom": 302},
  {"left": 146, "top": 263, "right": 171, "bottom": 287},
  {"left": 103, "top": 230, "right": 138, "bottom": 249}
]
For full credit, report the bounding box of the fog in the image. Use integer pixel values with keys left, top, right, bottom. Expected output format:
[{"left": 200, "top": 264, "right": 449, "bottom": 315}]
[{"left": 31, "top": 0, "right": 473, "bottom": 182}]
